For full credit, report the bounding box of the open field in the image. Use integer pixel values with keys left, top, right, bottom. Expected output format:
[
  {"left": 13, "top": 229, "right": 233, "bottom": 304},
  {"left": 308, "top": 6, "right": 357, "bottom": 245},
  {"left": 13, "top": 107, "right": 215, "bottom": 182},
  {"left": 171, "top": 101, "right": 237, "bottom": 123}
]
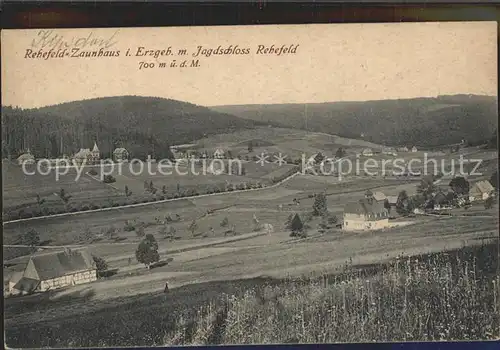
[
  {"left": 197, "top": 127, "right": 383, "bottom": 159},
  {"left": 2, "top": 162, "right": 121, "bottom": 214},
  {"left": 2, "top": 172, "right": 424, "bottom": 250},
  {"left": 4, "top": 240, "right": 499, "bottom": 347},
  {"left": 92, "top": 161, "right": 297, "bottom": 195},
  {"left": 2, "top": 159, "right": 296, "bottom": 219}
]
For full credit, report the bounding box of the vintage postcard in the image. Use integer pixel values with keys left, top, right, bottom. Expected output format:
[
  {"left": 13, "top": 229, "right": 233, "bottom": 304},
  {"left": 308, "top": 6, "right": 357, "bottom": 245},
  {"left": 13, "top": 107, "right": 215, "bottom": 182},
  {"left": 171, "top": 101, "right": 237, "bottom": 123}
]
[{"left": 2, "top": 22, "right": 499, "bottom": 347}]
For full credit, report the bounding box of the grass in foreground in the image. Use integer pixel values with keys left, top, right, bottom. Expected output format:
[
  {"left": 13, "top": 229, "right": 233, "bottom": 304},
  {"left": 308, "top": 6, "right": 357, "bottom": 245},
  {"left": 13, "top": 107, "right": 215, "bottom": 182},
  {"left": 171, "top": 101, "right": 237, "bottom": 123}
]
[
  {"left": 165, "top": 242, "right": 500, "bottom": 344},
  {"left": 4, "top": 241, "right": 499, "bottom": 347}
]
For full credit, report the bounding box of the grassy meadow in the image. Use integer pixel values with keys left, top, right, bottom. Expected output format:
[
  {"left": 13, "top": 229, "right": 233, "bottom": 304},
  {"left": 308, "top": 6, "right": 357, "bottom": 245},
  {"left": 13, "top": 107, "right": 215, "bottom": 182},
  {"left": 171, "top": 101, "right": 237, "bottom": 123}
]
[{"left": 4, "top": 241, "right": 499, "bottom": 347}]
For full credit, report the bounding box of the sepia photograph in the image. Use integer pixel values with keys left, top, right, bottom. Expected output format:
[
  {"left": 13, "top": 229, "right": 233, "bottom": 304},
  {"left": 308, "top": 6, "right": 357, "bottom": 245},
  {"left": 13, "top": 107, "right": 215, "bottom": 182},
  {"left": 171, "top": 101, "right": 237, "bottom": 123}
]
[{"left": 1, "top": 21, "right": 499, "bottom": 347}]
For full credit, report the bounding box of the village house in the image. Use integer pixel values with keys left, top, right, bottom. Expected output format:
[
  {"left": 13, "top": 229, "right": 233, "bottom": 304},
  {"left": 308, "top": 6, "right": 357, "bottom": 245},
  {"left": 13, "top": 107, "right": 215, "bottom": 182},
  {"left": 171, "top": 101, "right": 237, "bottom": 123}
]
[
  {"left": 73, "top": 148, "right": 91, "bottom": 164},
  {"left": 382, "top": 147, "right": 397, "bottom": 156},
  {"left": 361, "top": 148, "right": 373, "bottom": 157},
  {"left": 170, "top": 143, "right": 198, "bottom": 159},
  {"left": 469, "top": 180, "right": 495, "bottom": 202},
  {"left": 17, "top": 149, "right": 35, "bottom": 165},
  {"left": 8, "top": 248, "right": 97, "bottom": 296},
  {"left": 372, "top": 191, "right": 387, "bottom": 202},
  {"left": 343, "top": 191, "right": 390, "bottom": 231},
  {"left": 113, "top": 147, "right": 129, "bottom": 162},
  {"left": 73, "top": 142, "right": 101, "bottom": 165},
  {"left": 306, "top": 153, "right": 320, "bottom": 166},
  {"left": 428, "top": 191, "right": 452, "bottom": 210},
  {"left": 397, "top": 146, "right": 409, "bottom": 152},
  {"left": 386, "top": 195, "right": 399, "bottom": 207},
  {"left": 213, "top": 148, "right": 225, "bottom": 159},
  {"left": 411, "top": 146, "right": 418, "bottom": 153}
]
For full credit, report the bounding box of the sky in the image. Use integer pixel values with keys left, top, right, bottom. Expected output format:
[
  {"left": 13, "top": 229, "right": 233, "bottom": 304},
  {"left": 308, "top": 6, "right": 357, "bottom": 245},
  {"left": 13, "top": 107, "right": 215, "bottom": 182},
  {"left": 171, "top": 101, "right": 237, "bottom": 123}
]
[{"left": 1, "top": 22, "right": 497, "bottom": 109}]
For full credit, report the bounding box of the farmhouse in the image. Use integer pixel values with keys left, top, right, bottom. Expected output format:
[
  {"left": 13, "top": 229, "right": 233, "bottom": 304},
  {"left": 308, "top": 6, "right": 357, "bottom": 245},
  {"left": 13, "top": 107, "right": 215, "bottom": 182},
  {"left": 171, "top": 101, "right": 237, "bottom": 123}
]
[
  {"left": 113, "top": 147, "right": 129, "bottom": 162},
  {"left": 361, "top": 148, "right": 373, "bottom": 157},
  {"left": 214, "top": 148, "right": 225, "bottom": 159},
  {"left": 343, "top": 193, "right": 389, "bottom": 231},
  {"left": 372, "top": 191, "right": 387, "bottom": 202},
  {"left": 382, "top": 147, "right": 397, "bottom": 156},
  {"left": 8, "top": 248, "right": 97, "bottom": 295},
  {"left": 306, "top": 153, "right": 320, "bottom": 166},
  {"left": 17, "top": 149, "right": 35, "bottom": 165},
  {"left": 469, "top": 180, "right": 495, "bottom": 202},
  {"left": 427, "top": 191, "right": 451, "bottom": 210},
  {"left": 386, "top": 195, "right": 398, "bottom": 206},
  {"left": 170, "top": 143, "right": 198, "bottom": 159},
  {"left": 411, "top": 146, "right": 418, "bottom": 153},
  {"left": 398, "top": 146, "right": 409, "bottom": 152}
]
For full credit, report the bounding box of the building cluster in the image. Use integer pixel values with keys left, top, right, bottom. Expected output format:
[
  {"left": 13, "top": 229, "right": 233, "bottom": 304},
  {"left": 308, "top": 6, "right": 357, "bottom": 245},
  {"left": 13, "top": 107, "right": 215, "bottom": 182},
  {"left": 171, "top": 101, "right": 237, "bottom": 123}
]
[
  {"left": 342, "top": 177, "right": 496, "bottom": 232},
  {"left": 16, "top": 142, "right": 130, "bottom": 165}
]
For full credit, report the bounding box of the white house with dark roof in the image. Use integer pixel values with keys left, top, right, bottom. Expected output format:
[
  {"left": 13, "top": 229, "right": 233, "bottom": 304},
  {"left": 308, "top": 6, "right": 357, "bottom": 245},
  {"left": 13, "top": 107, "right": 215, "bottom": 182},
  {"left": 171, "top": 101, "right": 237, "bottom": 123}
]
[
  {"left": 8, "top": 248, "right": 97, "bottom": 295},
  {"left": 343, "top": 191, "right": 389, "bottom": 231}
]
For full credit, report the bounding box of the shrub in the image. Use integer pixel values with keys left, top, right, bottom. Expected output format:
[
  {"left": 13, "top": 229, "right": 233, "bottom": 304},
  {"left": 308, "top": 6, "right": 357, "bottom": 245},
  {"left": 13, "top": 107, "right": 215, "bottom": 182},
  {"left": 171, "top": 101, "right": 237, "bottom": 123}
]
[
  {"left": 92, "top": 255, "right": 108, "bottom": 273},
  {"left": 124, "top": 221, "right": 135, "bottom": 232},
  {"left": 312, "top": 193, "right": 328, "bottom": 216},
  {"left": 136, "top": 226, "right": 146, "bottom": 237},
  {"left": 88, "top": 169, "right": 98, "bottom": 176},
  {"left": 102, "top": 175, "right": 116, "bottom": 184}
]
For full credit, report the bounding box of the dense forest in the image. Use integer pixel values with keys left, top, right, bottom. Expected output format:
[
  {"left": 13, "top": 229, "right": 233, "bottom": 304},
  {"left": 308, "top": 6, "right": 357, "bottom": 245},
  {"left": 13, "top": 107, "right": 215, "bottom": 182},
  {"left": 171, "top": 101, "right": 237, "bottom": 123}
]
[
  {"left": 212, "top": 95, "right": 498, "bottom": 148},
  {"left": 1, "top": 96, "right": 260, "bottom": 160}
]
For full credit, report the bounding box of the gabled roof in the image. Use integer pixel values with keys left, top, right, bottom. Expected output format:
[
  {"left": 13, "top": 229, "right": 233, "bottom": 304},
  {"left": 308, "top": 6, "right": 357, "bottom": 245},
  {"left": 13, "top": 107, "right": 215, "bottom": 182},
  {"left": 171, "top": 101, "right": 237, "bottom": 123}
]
[
  {"left": 9, "top": 271, "right": 24, "bottom": 285},
  {"left": 74, "top": 148, "right": 91, "bottom": 158},
  {"left": 432, "top": 191, "right": 448, "bottom": 204},
  {"left": 471, "top": 180, "right": 494, "bottom": 194},
  {"left": 372, "top": 191, "right": 386, "bottom": 201},
  {"left": 92, "top": 142, "right": 100, "bottom": 152},
  {"left": 17, "top": 153, "right": 35, "bottom": 161},
  {"left": 29, "top": 248, "right": 95, "bottom": 280},
  {"left": 386, "top": 195, "right": 398, "bottom": 204},
  {"left": 113, "top": 147, "right": 128, "bottom": 153},
  {"left": 13, "top": 277, "right": 40, "bottom": 293},
  {"left": 344, "top": 198, "right": 388, "bottom": 216}
]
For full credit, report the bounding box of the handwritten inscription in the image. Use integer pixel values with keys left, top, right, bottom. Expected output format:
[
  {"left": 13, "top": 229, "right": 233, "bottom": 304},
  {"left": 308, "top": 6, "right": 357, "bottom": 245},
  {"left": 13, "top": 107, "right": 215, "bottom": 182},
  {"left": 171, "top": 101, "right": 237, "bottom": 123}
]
[
  {"left": 31, "top": 30, "right": 119, "bottom": 50},
  {"left": 23, "top": 32, "right": 300, "bottom": 70}
]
